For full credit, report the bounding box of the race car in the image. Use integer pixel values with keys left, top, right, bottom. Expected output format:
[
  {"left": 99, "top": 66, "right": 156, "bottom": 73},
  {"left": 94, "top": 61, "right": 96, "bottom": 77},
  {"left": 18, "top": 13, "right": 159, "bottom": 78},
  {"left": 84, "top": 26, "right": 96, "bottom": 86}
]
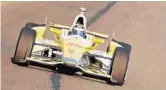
[{"left": 12, "top": 8, "right": 131, "bottom": 85}]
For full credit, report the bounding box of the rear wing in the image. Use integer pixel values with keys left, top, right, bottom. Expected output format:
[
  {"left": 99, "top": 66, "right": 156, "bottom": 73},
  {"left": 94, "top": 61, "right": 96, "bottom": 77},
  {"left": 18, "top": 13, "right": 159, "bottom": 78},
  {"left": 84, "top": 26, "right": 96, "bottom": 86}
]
[{"left": 86, "top": 30, "right": 108, "bottom": 39}]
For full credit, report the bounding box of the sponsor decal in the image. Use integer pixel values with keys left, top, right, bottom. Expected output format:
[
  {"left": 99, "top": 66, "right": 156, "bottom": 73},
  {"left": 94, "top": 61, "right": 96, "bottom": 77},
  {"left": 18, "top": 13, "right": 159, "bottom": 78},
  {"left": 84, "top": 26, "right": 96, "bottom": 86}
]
[
  {"left": 68, "top": 48, "right": 75, "bottom": 54},
  {"left": 67, "top": 43, "right": 81, "bottom": 48}
]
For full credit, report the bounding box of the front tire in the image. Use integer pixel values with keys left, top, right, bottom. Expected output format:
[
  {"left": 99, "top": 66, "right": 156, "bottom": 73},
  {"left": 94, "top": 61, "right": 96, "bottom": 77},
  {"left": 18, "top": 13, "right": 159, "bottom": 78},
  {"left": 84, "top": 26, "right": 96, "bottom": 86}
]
[{"left": 12, "top": 28, "right": 36, "bottom": 65}]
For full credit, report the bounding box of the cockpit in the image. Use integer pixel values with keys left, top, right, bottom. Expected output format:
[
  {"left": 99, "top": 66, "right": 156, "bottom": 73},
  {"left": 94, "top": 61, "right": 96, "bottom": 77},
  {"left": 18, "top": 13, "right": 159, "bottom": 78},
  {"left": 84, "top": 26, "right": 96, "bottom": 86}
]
[
  {"left": 72, "top": 29, "right": 86, "bottom": 38},
  {"left": 70, "top": 24, "right": 86, "bottom": 38}
]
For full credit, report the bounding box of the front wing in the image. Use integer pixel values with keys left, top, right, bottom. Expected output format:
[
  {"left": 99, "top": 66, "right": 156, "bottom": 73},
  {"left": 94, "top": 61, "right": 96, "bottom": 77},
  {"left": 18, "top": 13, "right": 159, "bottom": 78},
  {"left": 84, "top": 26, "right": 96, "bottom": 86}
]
[{"left": 26, "top": 40, "right": 114, "bottom": 78}]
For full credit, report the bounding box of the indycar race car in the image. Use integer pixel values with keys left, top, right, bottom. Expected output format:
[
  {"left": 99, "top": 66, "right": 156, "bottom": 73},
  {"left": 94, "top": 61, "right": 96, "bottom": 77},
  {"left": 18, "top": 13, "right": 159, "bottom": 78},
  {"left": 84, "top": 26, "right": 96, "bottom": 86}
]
[{"left": 12, "top": 8, "right": 131, "bottom": 85}]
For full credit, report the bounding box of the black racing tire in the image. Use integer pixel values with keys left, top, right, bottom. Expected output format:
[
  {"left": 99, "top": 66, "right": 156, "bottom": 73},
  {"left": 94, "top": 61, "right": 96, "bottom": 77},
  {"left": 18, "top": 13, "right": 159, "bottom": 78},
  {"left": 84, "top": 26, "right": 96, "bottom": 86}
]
[
  {"left": 106, "top": 41, "right": 131, "bottom": 86},
  {"left": 12, "top": 27, "right": 36, "bottom": 66},
  {"left": 25, "top": 22, "right": 45, "bottom": 28}
]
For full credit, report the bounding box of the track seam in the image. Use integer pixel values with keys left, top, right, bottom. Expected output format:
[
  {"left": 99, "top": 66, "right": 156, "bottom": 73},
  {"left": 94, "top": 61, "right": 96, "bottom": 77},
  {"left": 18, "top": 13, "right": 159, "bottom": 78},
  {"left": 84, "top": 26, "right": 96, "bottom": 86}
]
[{"left": 87, "top": 1, "right": 117, "bottom": 27}]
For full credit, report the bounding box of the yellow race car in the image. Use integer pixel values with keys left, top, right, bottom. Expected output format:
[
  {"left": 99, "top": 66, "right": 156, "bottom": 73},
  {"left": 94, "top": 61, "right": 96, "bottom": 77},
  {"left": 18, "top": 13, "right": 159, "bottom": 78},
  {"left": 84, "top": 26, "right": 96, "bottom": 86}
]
[{"left": 12, "top": 8, "right": 131, "bottom": 85}]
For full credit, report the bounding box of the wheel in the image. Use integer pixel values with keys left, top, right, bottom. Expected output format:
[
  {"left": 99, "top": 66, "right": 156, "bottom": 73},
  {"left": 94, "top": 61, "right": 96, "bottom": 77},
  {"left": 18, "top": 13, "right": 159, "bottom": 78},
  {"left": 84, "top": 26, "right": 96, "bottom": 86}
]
[
  {"left": 25, "top": 22, "right": 44, "bottom": 28},
  {"left": 107, "top": 42, "right": 131, "bottom": 86},
  {"left": 12, "top": 27, "right": 36, "bottom": 65}
]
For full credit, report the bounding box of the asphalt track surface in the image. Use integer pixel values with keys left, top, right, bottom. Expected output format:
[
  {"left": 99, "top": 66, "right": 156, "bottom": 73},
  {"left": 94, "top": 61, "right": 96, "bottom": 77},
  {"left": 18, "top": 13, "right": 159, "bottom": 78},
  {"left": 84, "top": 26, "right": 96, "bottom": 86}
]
[{"left": 1, "top": 1, "right": 166, "bottom": 90}]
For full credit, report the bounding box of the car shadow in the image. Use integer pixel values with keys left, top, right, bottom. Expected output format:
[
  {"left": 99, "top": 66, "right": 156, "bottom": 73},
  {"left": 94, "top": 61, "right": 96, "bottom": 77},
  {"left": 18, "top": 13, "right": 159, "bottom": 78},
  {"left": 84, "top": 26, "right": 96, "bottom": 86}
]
[{"left": 10, "top": 57, "right": 112, "bottom": 85}]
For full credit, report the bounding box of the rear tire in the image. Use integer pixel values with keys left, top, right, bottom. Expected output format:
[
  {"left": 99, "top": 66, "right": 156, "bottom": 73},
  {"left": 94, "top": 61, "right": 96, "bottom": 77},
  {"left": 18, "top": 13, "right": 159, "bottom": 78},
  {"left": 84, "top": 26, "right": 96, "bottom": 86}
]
[
  {"left": 111, "top": 47, "right": 129, "bottom": 85},
  {"left": 25, "top": 22, "right": 43, "bottom": 28},
  {"left": 12, "top": 27, "right": 36, "bottom": 66},
  {"left": 106, "top": 41, "right": 131, "bottom": 86}
]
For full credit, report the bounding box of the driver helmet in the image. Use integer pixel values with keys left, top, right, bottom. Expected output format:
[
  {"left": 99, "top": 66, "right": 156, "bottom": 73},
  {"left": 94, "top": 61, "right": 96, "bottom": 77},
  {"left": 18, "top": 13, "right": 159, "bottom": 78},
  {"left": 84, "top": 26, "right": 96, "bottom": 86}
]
[{"left": 72, "top": 24, "right": 86, "bottom": 38}]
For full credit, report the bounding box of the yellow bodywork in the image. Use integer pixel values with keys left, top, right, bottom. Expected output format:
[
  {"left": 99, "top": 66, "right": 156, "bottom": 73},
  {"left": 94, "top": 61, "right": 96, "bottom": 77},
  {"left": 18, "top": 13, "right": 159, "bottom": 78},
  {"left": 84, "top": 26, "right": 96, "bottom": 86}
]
[{"left": 32, "top": 24, "right": 121, "bottom": 60}]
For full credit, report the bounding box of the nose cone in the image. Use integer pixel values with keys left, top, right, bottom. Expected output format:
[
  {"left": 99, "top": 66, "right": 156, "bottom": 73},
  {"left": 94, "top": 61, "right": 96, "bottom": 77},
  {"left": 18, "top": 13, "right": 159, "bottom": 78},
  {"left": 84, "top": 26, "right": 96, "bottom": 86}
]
[{"left": 63, "top": 39, "right": 86, "bottom": 65}]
